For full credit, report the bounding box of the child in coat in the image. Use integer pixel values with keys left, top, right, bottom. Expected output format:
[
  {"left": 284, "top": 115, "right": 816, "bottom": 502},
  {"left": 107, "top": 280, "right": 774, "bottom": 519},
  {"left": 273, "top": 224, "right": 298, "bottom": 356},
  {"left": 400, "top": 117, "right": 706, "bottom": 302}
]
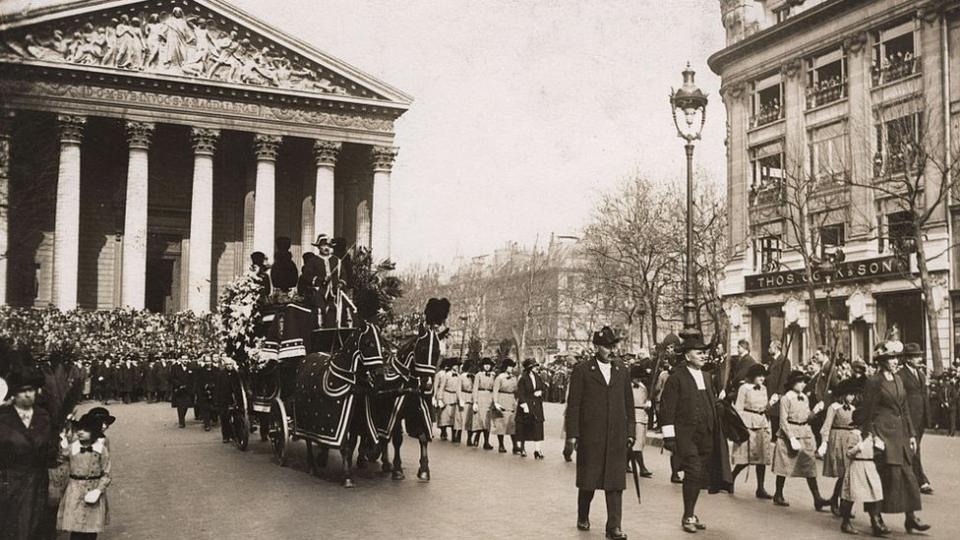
[
  {"left": 839, "top": 407, "right": 883, "bottom": 535},
  {"left": 57, "top": 413, "right": 111, "bottom": 540}
]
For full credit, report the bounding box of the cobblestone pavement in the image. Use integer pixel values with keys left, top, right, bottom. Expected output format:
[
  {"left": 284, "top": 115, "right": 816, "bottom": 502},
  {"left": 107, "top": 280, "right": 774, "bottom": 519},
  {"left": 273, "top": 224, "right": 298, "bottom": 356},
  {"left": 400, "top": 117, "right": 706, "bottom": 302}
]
[{"left": 76, "top": 401, "right": 959, "bottom": 540}]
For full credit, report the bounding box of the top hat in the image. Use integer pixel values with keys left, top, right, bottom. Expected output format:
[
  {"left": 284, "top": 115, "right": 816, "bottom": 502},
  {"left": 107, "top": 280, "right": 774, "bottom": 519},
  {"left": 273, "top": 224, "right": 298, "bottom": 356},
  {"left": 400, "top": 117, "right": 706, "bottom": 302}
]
[
  {"left": 899, "top": 342, "right": 924, "bottom": 358},
  {"left": 86, "top": 406, "right": 116, "bottom": 426},
  {"left": 355, "top": 289, "right": 381, "bottom": 320},
  {"left": 786, "top": 369, "right": 810, "bottom": 389},
  {"left": 312, "top": 233, "right": 331, "bottom": 247},
  {"left": 522, "top": 358, "right": 539, "bottom": 371},
  {"left": 745, "top": 363, "right": 768, "bottom": 381},
  {"left": 592, "top": 326, "right": 621, "bottom": 348}
]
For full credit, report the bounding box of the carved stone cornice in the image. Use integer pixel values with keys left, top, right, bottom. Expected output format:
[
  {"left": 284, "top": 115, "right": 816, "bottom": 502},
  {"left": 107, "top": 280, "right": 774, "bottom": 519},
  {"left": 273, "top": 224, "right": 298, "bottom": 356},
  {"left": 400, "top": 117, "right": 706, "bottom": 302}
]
[
  {"left": 842, "top": 31, "right": 868, "bottom": 55},
  {"left": 57, "top": 114, "right": 85, "bottom": 144},
  {"left": 780, "top": 57, "right": 803, "bottom": 80},
  {"left": 719, "top": 81, "right": 749, "bottom": 104},
  {"left": 125, "top": 121, "right": 154, "bottom": 150},
  {"left": 916, "top": 2, "right": 949, "bottom": 25},
  {"left": 253, "top": 134, "right": 282, "bottom": 162},
  {"left": 313, "top": 140, "right": 342, "bottom": 168},
  {"left": 371, "top": 146, "right": 398, "bottom": 173},
  {"left": 190, "top": 127, "right": 220, "bottom": 156}
]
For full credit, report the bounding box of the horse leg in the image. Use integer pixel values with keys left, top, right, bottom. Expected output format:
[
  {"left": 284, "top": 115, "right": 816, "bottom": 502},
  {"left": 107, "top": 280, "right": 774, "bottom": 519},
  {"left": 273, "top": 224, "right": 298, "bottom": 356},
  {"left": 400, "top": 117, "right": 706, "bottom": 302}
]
[
  {"left": 341, "top": 432, "right": 357, "bottom": 488},
  {"left": 391, "top": 425, "right": 405, "bottom": 480},
  {"left": 416, "top": 435, "right": 430, "bottom": 482},
  {"left": 306, "top": 441, "right": 318, "bottom": 476}
]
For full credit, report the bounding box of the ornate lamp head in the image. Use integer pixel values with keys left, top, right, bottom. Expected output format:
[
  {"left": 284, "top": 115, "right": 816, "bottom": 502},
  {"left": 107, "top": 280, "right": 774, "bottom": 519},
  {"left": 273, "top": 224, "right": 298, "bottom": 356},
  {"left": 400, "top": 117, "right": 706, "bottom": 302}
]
[{"left": 670, "top": 62, "right": 709, "bottom": 142}]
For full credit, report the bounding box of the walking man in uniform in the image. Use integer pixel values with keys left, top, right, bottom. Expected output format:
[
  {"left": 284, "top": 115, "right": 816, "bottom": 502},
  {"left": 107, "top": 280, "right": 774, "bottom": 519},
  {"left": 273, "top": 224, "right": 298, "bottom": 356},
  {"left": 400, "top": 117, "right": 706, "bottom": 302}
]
[{"left": 565, "top": 326, "right": 634, "bottom": 540}]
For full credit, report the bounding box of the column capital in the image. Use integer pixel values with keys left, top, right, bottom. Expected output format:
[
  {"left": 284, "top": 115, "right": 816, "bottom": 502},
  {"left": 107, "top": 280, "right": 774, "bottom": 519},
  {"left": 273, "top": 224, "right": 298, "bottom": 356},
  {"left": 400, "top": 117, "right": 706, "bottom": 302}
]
[
  {"left": 125, "top": 121, "right": 155, "bottom": 150},
  {"left": 190, "top": 127, "right": 220, "bottom": 156},
  {"left": 58, "top": 115, "right": 86, "bottom": 145},
  {"left": 371, "top": 146, "right": 398, "bottom": 173},
  {"left": 313, "top": 139, "right": 342, "bottom": 168},
  {"left": 254, "top": 134, "right": 282, "bottom": 162}
]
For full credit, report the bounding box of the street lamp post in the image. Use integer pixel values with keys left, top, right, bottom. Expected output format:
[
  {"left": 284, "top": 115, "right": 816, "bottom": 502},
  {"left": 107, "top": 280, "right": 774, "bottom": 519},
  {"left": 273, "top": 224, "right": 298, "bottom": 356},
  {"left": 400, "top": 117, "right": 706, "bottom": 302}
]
[
  {"left": 670, "top": 63, "right": 708, "bottom": 342},
  {"left": 459, "top": 315, "right": 468, "bottom": 361}
]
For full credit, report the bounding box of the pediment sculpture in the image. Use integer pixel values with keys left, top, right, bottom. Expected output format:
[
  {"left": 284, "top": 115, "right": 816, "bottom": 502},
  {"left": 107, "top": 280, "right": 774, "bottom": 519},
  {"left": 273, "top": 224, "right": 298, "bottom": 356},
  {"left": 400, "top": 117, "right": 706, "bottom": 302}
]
[{"left": 0, "top": 4, "right": 371, "bottom": 98}]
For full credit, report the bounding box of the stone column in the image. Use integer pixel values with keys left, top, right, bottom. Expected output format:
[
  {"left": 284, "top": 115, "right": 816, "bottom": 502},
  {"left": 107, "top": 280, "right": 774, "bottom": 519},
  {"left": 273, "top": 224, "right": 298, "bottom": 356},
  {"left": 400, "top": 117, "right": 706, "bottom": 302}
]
[
  {"left": 0, "top": 112, "right": 12, "bottom": 306},
  {"left": 252, "top": 134, "right": 281, "bottom": 257},
  {"left": 120, "top": 121, "right": 154, "bottom": 309},
  {"left": 54, "top": 115, "right": 86, "bottom": 310},
  {"left": 370, "top": 146, "right": 397, "bottom": 261},
  {"left": 187, "top": 127, "right": 219, "bottom": 313},
  {"left": 312, "top": 140, "right": 340, "bottom": 243}
]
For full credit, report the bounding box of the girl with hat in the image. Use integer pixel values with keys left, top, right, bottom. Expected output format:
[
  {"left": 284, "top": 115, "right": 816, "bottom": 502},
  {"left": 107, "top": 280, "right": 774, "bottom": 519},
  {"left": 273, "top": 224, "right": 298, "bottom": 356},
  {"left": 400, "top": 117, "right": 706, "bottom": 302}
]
[
  {"left": 491, "top": 358, "right": 518, "bottom": 454},
  {"left": 838, "top": 407, "right": 883, "bottom": 535},
  {"left": 818, "top": 377, "right": 861, "bottom": 516},
  {"left": 471, "top": 357, "right": 497, "bottom": 449},
  {"left": 516, "top": 358, "right": 545, "bottom": 459},
  {"left": 771, "top": 370, "right": 830, "bottom": 509},
  {"left": 57, "top": 412, "right": 111, "bottom": 539},
  {"left": 730, "top": 363, "right": 773, "bottom": 498},
  {"left": 85, "top": 407, "right": 116, "bottom": 450},
  {"left": 859, "top": 341, "right": 930, "bottom": 535},
  {"left": 628, "top": 361, "right": 653, "bottom": 477}
]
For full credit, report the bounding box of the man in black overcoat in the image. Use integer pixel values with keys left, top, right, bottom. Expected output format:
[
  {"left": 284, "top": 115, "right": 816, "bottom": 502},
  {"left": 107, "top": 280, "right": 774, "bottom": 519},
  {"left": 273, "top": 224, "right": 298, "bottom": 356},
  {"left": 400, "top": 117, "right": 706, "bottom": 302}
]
[
  {"left": 660, "top": 334, "right": 732, "bottom": 533},
  {"left": 564, "top": 326, "right": 635, "bottom": 540},
  {"left": 899, "top": 343, "right": 933, "bottom": 494},
  {"left": 765, "top": 339, "right": 790, "bottom": 438},
  {"left": 170, "top": 359, "right": 194, "bottom": 428}
]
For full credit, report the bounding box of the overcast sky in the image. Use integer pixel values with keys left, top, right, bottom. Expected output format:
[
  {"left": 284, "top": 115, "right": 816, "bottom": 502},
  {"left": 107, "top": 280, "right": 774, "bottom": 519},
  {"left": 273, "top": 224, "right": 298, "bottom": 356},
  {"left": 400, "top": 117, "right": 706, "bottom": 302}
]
[{"left": 5, "top": 0, "right": 728, "bottom": 268}]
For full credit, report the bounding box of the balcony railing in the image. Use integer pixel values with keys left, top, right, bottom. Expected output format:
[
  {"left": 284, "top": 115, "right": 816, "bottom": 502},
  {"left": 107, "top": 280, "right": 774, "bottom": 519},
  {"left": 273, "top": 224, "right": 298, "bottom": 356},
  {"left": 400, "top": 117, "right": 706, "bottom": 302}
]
[
  {"left": 871, "top": 55, "right": 921, "bottom": 86},
  {"left": 805, "top": 78, "right": 846, "bottom": 109},
  {"left": 749, "top": 181, "right": 784, "bottom": 206},
  {"left": 750, "top": 104, "right": 784, "bottom": 128}
]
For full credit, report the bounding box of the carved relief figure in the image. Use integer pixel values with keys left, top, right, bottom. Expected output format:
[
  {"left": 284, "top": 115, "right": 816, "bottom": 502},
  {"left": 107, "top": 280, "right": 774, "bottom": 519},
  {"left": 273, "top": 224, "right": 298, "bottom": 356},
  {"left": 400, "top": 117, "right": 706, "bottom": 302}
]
[
  {"left": 115, "top": 15, "right": 144, "bottom": 69},
  {"left": 102, "top": 19, "right": 118, "bottom": 66},
  {"left": 143, "top": 13, "right": 165, "bottom": 69},
  {"left": 162, "top": 7, "right": 193, "bottom": 67}
]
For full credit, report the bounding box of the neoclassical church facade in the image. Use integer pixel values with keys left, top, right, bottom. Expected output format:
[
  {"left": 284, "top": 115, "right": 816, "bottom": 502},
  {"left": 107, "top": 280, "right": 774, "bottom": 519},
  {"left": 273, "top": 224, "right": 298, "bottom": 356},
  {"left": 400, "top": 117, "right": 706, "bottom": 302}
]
[{"left": 0, "top": 0, "right": 411, "bottom": 313}]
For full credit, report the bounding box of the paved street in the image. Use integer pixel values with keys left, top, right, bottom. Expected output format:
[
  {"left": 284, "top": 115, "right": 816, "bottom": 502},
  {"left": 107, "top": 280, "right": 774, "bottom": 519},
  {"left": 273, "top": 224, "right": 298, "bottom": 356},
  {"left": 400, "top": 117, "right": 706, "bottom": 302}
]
[{"left": 78, "top": 401, "right": 959, "bottom": 540}]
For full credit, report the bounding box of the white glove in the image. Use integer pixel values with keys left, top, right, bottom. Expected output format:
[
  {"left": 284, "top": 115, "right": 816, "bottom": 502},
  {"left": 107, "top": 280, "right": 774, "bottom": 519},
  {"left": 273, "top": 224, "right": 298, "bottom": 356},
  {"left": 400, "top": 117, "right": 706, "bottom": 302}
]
[
  {"left": 520, "top": 403, "right": 529, "bottom": 413},
  {"left": 817, "top": 442, "right": 828, "bottom": 457},
  {"left": 813, "top": 401, "right": 825, "bottom": 414},
  {"left": 873, "top": 437, "right": 885, "bottom": 451},
  {"left": 533, "top": 390, "right": 542, "bottom": 398},
  {"left": 789, "top": 437, "right": 801, "bottom": 452},
  {"left": 718, "top": 389, "right": 726, "bottom": 400},
  {"left": 83, "top": 488, "right": 102, "bottom": 504},
  {"left": 472, "top": 403, "right": 478, "bottom": 413},
  {"left": 769, "top": 394, "right": 780, "bottom": 406}
]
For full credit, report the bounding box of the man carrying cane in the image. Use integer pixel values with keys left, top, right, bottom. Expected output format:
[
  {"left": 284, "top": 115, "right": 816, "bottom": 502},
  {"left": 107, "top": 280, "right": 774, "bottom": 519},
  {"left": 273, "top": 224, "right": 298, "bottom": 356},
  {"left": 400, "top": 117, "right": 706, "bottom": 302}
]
[
  {"left": 660, "top": 333, "right": 732, "bottom": 533},
  {"left": 565, "top": 326, "right": 635, "bottom": 540}
]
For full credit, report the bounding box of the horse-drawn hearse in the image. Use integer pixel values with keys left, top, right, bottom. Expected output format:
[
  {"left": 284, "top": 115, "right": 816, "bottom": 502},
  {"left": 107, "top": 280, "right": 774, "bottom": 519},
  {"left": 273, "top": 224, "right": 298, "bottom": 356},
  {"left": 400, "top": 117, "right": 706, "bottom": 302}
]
[{"left": 219, "top": 254, "right": 450, "bottom": 487}]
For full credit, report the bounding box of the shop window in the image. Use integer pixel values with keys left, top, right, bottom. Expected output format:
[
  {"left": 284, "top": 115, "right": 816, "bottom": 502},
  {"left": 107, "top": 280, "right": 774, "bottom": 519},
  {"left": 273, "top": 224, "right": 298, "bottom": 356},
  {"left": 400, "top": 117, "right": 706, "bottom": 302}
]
[
  {"left": 751, "top": 73, "right": 783, "bottom": 127},
  {"left": 871, "top": 21, "right": 920, "bottom": 85},
  {"left": 819, "top": 223, "right": 845, "bottom": 258},
  {"left": 806, "top": 48, "right": 847, "bottom": 108},
  {"left": 874, "top": 113, "right": 921, "bottom": 176},
  {"left": 750, "top": 140, "right": 784, "bottom": 205},
  {"left": 809, "top": 122, "right": 849, "bottom": 183},
  {"left": 756, "top": 235, "right": 782, "bottom": 273}
]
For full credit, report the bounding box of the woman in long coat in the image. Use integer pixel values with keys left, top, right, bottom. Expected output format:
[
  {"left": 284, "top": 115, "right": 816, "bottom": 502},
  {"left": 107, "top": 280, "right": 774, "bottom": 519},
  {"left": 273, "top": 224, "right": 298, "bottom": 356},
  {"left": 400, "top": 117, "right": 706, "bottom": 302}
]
[
  {"left": 0, "top": 366, "right": 54, "bottom": 540},
  {"left": 731, "top": 364, "right": 772, "bottom": 498},
  {"left": 515, "top": 359, "right": 545, "bottom": 459},
  {"left": 860, "top": 343, "right": 930, "bottom": 534}
]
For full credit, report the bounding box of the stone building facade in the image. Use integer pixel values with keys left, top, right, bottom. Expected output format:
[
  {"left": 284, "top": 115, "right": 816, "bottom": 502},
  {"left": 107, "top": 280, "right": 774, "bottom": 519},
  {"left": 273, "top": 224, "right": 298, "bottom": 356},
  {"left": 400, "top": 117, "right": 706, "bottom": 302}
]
[
  {"left": 0, "top": 0, "right": 410, "bottom": 313},
  {"left": 711, "top": 0, "right": 960, "bottom": 367}
]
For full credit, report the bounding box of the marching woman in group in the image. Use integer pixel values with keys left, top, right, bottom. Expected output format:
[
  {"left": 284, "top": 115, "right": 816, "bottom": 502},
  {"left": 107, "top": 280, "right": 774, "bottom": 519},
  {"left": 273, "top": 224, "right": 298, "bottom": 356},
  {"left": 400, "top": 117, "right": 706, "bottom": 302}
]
[
  {"left": 57, "top": 413, "right": 111, "bottom": 540},
  {"left": 459, "top": 359, "right": 476, "bottom": 447},
  {"left": 730, "top": 364, "right": 772, "bottom": 498},
  {"left": 819, "top": 377, "right": 860, "bottom": 516},
  {"left": 771, "top": 370, "right": 829, "bottom": 509},
  {"left": 838, "top": 392, "right": 884, "bottom": 535},
  {"left": 436, "top": 359, "right": 462, "bottom": 443},
  {"left": 516, "top": 358, "right": 546, "bottom": 459},
  {"left": 471, "top": 357, "right": 497, "bottom": 450},
  {"left": 859, "top": 341, "right": 930, "bottom": 535},
  {"left": 491, "top": 358, "right": 518, "bottom": 454}
]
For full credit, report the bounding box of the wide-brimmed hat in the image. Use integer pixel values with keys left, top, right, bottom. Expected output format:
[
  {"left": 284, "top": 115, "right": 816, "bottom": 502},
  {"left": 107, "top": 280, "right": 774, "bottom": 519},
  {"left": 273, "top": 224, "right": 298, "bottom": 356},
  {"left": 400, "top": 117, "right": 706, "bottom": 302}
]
[
  {"left": 86, "top": 406, "right": 116, "bottom": 426},
  {"left": 480, "top": 357, "right": 495, "bottom": 368},
  {"left": 4, "top": 366, "right": 44, "bottom": 398},
  {"left": 834, "top": 377, "right": 865, "bottom": 397},
  {"left": 785, "top": 369, "right": 810, "bottom": 389},
  {"left": 898, "top": 342, "right": 923, "bottom": 358},
  {"left": 873, "top": 340, "right": 903, "bottom": 363},
  {"left": 75, "top": 413, "right": 104, "bottom": 440},
  {"left": 522, "top": 358, "right": 539, "bottom": 370},
  {"left": 592, "top": 326, "right": 621, "bottom": 348},
  {"left": 499, "top": 358, "right": 516, "bottom": 370},
  {"left": 745, "top": 363, "right": 768, "bottom": 381},
  {"left": 311, "top": 233, "right": 330, "bottom": 247}
]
